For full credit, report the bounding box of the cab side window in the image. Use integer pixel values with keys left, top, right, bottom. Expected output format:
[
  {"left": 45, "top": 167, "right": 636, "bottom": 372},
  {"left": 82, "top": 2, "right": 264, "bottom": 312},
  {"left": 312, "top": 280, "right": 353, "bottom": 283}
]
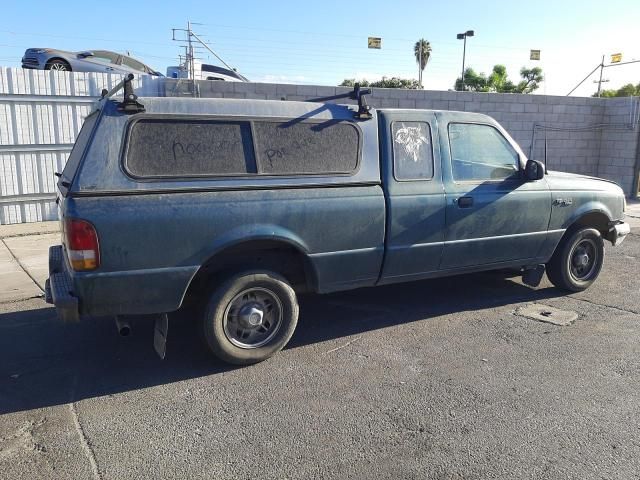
[
  {"left": 392, "top": 121, "right": 434, "bottom": 181},
  {"left": 449, "top": 123, "right": 519, "bottom": 182}
]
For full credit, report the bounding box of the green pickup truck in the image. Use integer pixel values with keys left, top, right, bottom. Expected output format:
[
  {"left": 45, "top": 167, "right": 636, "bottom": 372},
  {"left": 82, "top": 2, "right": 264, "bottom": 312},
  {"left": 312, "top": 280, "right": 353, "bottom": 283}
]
[{"left": 47, "top": 77, "right": 630, "bottom": 365}]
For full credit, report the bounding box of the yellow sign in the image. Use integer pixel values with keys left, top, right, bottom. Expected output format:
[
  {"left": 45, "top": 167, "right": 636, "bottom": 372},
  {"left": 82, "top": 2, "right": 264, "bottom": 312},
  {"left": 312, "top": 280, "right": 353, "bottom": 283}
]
[
  {"left": 368, "top": 37, "right": 382, "bottom": 49},
  {"left": 530, "top": 49, "right": 541, "bottom": 61},
  {"left": 611, "top": 53, "right": 622, "bottom": 63}
]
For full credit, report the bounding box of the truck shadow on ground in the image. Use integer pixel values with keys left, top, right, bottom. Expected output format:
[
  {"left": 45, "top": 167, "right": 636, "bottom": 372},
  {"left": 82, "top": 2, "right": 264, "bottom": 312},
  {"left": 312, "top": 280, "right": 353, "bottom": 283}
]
[{"left": 0, "top": 271, "right": 566, "bottom": 414}]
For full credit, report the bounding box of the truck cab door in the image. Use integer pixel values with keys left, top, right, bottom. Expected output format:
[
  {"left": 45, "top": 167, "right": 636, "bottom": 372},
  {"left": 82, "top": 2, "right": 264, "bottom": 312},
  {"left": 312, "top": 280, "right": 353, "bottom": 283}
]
[
  {"left": 378, "top": 110, "right": 446, "bottom": 285},
  {"left": 437, "top": 112, "right": 552, "bottom": 270}
]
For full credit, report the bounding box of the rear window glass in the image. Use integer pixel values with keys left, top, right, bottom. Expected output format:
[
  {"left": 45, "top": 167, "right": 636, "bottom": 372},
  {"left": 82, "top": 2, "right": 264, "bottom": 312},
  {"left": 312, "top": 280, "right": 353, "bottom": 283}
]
[
  {"left": 126, "top": 119, "right": 256, "bottom": 177},
  {"left": 253, "top": 121, "right": 360, "bottom": 175},
  {"left": 124, "top": 118, "right": 360, "bottom": 178},
  {"left": 122, "top": 56, "right": 147, "bottom": 72},
  {"left": 62, "top": 110, "right": 99, "bottom": 181}
]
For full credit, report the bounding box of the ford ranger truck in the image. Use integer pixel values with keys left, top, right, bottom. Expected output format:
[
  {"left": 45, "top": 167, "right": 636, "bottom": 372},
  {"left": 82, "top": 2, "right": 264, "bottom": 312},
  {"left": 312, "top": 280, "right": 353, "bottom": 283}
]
[{"left": 45, "top": 76, "right": 630, "bottom": 365}]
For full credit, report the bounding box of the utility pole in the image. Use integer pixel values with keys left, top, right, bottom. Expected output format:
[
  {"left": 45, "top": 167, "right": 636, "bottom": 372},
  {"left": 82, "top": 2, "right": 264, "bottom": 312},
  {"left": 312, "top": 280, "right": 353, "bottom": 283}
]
[
  {"left": 187, "top": 20, "right": 194, "bottom": 80},
  {"left": 596, "top": 55, "right": 606, "bottom": 97},
  {"left": 172, "top": 23, "right": 196, "bottom": 80},
  {"left": 568, "top": 55, "right": 640, "bottom": 96},
  {"left": 172, "top": 20, "right": 237, "bottom": 81}
]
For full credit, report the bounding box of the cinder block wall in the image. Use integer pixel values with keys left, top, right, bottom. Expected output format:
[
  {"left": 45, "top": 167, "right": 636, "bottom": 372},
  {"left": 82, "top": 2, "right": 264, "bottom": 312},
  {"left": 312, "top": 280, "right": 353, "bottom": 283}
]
[
  {"left": 1, "top": 67, "right": 639, "bottom": 224},
  {"left": 597, "top": 97, "right": 639, "bottom": 191},
  {"left": 200, "top": 81, "right": 639, "bottom": 195}
]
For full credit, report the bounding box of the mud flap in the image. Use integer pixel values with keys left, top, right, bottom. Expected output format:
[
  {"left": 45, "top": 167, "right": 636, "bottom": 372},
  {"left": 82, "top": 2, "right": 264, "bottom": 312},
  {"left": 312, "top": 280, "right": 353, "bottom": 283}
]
[
  {"left": 522, "top": 264, "right": 545, "bottom": 287},
  {"left": 153, "top": 314, "right": 169, "bottom": 359}
]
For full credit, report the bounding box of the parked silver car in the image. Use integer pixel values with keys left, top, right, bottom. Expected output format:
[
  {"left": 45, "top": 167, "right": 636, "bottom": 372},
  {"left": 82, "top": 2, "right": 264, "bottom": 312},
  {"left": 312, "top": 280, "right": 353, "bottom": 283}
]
[{"left": 21, "top": 48, "right": 162, "bottom": 75}]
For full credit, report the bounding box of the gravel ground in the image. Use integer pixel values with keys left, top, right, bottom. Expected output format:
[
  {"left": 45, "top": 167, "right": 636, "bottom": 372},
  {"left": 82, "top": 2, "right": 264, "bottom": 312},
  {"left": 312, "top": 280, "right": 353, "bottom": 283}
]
[{"left": 1, "top": 233, "right": 639, "bottom": 479}]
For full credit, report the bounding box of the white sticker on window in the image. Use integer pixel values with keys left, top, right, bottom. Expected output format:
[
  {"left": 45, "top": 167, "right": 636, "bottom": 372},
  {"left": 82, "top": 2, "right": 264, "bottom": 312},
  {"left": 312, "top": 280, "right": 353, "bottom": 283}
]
[{"left": 394, "top": 124, "right": 429, "bottom": 162}]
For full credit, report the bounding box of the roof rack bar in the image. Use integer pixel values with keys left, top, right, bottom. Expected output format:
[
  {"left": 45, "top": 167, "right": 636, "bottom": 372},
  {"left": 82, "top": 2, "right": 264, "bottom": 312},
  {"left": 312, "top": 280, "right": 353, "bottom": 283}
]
[
  {"left": 116, "top": 74, "right": 145, "bottom": 114},
  {"left": 307, "top": 84, "right": 373, "bottom": 120},
  {"left": 101, "top": 74, "right": 130, "bottom": 100}
]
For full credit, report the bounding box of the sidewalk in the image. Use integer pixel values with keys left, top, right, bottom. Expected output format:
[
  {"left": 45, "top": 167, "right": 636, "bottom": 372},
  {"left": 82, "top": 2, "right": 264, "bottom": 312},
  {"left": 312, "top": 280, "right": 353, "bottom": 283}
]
[
  {"left": 0, "top": 221, "right": 59, "bottom": 303},
  {"left": 626, "top": 198, "right": 640, "bottom": 218}
]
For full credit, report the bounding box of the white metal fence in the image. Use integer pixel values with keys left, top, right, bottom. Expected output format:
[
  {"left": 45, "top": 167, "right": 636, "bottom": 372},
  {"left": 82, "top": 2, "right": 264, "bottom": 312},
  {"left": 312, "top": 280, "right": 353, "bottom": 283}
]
[{"left": 0, "top": 68, "right": 149, "bottom": 224}]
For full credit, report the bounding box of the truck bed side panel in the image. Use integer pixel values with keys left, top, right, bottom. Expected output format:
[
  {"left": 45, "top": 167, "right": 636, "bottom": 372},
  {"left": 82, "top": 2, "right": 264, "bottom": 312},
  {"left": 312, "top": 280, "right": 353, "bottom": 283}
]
[{"left": 66, "top": 186, "right": 385, "bottom": 316}]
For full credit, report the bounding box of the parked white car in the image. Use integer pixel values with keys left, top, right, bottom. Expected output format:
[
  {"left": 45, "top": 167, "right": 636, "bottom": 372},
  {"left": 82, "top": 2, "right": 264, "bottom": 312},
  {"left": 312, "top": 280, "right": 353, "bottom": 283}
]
[{"left": 166, "top": 61, "right": 248, "bottom": 82}]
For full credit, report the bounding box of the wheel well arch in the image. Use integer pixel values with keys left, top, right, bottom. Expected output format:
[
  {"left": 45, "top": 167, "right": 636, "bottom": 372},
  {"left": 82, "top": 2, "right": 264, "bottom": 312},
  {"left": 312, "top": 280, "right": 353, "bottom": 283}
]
[
  {"left": 183, "top": 239, "right": 319, "bottom": 304},
  {"left": 45, "top": 57, "right": 71, "bottom": 68},
  {"left": 566, "top": 210, "right": 611, "bottom": 236},
  {"left": 557, "top": 210, "right": 614, "bottom": 249}
]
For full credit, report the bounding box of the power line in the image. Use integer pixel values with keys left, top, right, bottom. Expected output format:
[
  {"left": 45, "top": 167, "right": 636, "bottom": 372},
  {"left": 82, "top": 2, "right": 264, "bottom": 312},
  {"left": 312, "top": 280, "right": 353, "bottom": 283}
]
[
  {"left": 0, "top": 29, "right": 168, "bottom": 48},
  {"left": 196, "top": 22, "right": 539, "bottom": 51},
  {"left": 0, "top": 26, "right": 549, "bottom": 55}
]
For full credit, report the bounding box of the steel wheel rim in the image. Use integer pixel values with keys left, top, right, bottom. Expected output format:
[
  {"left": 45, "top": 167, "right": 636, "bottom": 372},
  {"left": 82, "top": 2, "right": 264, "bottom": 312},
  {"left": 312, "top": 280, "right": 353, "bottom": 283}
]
[
  {"left": 223, "top": 287, "right": 283, "bottom": 349},
  {"left": 569, "top": 238, "right": 598, "bottom": 281}
]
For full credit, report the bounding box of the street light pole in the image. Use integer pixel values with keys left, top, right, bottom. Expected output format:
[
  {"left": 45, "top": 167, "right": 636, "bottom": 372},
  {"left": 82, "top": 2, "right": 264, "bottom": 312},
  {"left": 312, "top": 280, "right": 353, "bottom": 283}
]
[
  {"left": 457, "top": 30, "right": 474, "bottom": 91},
  {"left": 461, "top": 35, "right": 467, "bottom": 88}
]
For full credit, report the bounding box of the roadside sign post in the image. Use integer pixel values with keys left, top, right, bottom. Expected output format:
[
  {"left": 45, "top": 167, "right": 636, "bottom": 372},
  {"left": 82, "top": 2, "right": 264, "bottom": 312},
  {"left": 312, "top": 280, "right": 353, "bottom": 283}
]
[
  {"left": 530, "top": 49, "right": 541, "bottom": 61},
  {"left": 367, "top": 37, "right": 382, "bottom": 49}
]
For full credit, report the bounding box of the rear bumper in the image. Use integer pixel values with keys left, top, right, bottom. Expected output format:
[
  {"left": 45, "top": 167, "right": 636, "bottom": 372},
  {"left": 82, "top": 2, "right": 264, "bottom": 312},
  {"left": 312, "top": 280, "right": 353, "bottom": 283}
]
[
  {"left": 45, "top": 245, "right": 80, "bottom": 322},
  {"left": 610, "top": 221, "right": 630, "bottom": 246}
]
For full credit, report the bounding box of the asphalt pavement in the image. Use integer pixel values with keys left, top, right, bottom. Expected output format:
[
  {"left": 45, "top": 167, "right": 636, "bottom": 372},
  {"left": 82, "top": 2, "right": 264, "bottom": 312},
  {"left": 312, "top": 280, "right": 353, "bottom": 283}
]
[{"left": 1, "top": 218, "right": 639, "bottom": 479}]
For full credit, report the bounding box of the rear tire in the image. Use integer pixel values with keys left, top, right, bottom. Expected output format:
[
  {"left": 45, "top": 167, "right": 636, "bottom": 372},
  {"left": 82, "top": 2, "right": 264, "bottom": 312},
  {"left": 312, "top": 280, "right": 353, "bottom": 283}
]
[
  {"left": 546, "top": 227, "right": 604, "bottom": 292},
  {"left": 46, "top": 59, "right": 71, "bottom": 71},
  {"left": 201, "top": 271, "right": 299, "bottom": 365}
]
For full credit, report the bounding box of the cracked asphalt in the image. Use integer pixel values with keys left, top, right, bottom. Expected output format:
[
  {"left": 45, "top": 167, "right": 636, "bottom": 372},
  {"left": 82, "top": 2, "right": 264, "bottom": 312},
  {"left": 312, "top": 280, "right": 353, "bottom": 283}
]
[{"left": 1, "top": 230, "right": 640, "bottom": 479}]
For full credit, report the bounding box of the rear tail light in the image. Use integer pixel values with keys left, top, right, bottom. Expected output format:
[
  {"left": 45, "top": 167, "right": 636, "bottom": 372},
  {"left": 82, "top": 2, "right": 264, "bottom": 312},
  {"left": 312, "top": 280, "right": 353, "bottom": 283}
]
[{"left": 65, "top": 218, "right": 100, "bottom": 271}]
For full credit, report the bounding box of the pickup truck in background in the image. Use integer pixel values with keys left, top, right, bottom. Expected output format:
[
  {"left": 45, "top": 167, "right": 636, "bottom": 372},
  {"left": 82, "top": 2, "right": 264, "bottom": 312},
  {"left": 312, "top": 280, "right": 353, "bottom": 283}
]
[{"left": 46, "top": 77, "right": 630, "bottom": 365}]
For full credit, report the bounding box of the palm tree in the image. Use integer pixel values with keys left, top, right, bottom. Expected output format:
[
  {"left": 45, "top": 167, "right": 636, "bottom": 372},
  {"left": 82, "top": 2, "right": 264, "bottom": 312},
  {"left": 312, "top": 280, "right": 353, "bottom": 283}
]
[{"left": 414, "top": 39, "right": 432, "bottom": 89}]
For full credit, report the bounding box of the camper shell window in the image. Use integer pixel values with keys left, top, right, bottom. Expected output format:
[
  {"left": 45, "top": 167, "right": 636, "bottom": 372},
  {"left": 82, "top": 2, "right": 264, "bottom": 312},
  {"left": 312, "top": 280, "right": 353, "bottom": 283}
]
[{"left": 124, "top": 117, "right": 361, "bottom": 179}]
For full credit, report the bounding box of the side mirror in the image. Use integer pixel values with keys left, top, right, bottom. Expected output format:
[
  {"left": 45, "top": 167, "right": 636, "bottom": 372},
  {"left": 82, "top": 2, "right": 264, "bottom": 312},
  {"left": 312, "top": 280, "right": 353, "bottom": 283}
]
[
  {"left": 77, "top": 51, "right": 94, "bottom": 58},
  {"left": 525, "top": 159, "right": 545, "bottom": 181}
]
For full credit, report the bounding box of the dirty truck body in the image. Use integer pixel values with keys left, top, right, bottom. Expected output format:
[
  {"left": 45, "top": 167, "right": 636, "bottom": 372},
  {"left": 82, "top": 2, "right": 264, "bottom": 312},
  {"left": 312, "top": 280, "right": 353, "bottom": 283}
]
[{"left": 47, "top": 84, "right": 630, "bottom": 364}]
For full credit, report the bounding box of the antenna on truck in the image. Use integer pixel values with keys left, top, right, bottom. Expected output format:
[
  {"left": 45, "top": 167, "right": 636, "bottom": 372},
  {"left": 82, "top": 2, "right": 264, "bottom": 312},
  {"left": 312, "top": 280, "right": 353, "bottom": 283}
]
[{"left": 544, "top": 129, "right": 548, "bottom": 173}]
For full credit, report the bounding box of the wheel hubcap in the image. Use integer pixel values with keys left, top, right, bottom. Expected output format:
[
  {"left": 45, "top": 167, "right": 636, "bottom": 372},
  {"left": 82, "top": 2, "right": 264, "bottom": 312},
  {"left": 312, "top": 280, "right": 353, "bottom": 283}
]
[
  {"left": 238, "top": 304, "right": 264, "bottom": 328},
  {"left": 569, "top": 239, "right": 598, "bottom": 281},
  {"left": 223, "top": 287, "right": 282, "bottom": 349}
]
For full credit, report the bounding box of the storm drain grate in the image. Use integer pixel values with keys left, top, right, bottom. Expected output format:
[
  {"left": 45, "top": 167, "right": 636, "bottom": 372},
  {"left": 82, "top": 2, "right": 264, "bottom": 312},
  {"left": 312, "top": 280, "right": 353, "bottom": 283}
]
[{"left": 515, "top": 304, "right": 578, "bottom": 326}]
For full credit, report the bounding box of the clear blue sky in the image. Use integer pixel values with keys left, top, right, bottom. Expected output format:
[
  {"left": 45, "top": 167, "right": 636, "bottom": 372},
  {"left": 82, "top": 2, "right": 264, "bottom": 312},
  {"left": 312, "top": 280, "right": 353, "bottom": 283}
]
[{"left": 1, "top": 0, "right": 639, "bottom": 96}]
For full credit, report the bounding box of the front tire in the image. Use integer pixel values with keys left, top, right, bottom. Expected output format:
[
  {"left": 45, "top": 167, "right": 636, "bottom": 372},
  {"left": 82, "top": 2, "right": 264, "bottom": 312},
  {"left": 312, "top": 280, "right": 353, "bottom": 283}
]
[
  {"left": 201, "top": 271, "right": 299, "bottom": 365},
  {"left": 546, "top": 227, "right": 604, "bottom": 292},
  {"left": 45, "top": 59, "right": 71, "bottom": 71}
]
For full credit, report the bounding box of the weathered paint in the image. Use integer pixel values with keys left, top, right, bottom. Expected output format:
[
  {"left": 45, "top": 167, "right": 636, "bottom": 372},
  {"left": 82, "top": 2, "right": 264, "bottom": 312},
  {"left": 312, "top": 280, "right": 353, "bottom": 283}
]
[{"left": 55, "top": 97, "right": 627, "bottom": 318}]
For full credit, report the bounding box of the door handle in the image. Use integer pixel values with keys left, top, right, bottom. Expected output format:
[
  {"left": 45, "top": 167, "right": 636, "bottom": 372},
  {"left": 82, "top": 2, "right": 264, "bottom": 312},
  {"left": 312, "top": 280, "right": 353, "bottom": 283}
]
[{"left": 456, "top": 196, "right": 474, "bottom": 208}]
